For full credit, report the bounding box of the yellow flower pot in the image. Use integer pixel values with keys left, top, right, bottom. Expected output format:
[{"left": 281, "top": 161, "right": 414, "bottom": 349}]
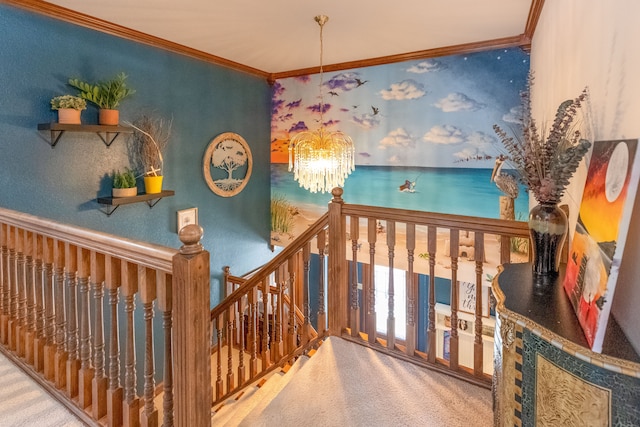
[{"left": 144, "top": 175, "right": 163, "bottom": 194}]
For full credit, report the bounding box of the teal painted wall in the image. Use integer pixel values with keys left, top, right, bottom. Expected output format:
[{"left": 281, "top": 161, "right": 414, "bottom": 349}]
[{"left": 0, "top": 5, "right": 274, "bottom": 304}]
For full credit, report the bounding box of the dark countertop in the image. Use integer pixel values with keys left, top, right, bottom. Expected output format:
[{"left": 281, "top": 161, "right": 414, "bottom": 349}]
[{"left": 496, "top": 263, "right": 640, "bottom": 363}]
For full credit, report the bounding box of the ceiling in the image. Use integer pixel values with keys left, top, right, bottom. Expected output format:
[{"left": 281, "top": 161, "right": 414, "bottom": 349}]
[{"left": 17, "top": 0, "right": 540, "bottom": 78}]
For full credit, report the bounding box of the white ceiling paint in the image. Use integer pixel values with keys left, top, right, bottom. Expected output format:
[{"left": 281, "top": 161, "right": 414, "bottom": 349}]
[{"left": 44, "top": 0, "right": 533, "bottom": 74}]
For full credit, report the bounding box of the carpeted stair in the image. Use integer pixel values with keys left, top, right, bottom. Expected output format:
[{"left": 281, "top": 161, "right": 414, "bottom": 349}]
[{"left": 211, "top": 337, "right": 492, "bottom": 427}]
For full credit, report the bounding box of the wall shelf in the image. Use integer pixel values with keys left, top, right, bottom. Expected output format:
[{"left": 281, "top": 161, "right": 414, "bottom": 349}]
[
  {"left": 37, "top": 123, "right": 133, "bottom": 148},
  {"left": 97, "top": 190, "right": 175, "bottom": 216}
]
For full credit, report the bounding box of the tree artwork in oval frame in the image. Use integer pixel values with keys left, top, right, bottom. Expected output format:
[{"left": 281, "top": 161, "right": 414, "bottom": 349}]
[{"left": 202, "top": 132, "right": 253, "bottom": 197}]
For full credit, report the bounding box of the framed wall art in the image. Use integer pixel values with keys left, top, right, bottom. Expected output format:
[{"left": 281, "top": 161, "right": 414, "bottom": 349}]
[
  {"left": 563, "top": 139, "right": 640, "bottom": 352},
  {"left": 203, "top": 132, "right": 253, "bottom": 197}
]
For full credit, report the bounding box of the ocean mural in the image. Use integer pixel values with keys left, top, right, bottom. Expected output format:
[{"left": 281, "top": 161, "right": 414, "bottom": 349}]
[{"left": 271, "top": 47, "right": 530, "bottom": 246}]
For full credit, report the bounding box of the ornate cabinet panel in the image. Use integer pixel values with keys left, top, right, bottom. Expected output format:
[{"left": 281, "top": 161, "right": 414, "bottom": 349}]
[{"left": 493, "top": 263, "right": 640, "bottom": 427}]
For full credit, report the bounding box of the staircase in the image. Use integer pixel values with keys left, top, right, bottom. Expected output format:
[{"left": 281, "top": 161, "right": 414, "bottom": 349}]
[{"left": 210, "top": 337, "right": 492, "bottom": 427}]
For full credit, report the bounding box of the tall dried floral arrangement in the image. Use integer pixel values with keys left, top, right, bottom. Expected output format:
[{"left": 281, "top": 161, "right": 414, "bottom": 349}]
[
  {"left": 127, "top": 115, "right": 172, "bottom": 177},
  {"left": 493, "top": 75, "right": 591, "bottom": 205}
]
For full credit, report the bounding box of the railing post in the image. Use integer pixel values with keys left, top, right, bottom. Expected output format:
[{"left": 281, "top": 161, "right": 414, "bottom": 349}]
[
  {"left": 172, "top": 224, "right": 211, "bottom": 427},
  {"left": 327, "top": 187, "right": 348, "bottom": 335}
]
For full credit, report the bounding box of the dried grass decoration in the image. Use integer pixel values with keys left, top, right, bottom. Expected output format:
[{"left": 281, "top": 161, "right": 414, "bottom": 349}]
[{"left": 127, "top": 115, "right": 172, "bottom": 194}]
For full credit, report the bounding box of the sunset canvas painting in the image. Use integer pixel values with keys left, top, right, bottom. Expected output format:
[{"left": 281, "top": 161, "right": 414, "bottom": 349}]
[{"left": 563, "top": 139, "right": 640, "bottom": 352}]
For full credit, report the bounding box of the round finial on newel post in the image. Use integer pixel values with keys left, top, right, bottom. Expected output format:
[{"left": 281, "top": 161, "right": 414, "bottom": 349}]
[
  {"left": 331, "top": 187, "right": 344, "bottom": 204},
  {"left": 178, "top": 223, "right": 204, "bottom": 255}
]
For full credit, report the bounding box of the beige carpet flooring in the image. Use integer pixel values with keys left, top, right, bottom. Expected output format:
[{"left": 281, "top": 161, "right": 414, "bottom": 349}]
[
  {"left": 0, "top": 350, "right": 86, "bottom": 427},
  {"left": 215, "top": 336, "right": 493, "bottom": 427}
]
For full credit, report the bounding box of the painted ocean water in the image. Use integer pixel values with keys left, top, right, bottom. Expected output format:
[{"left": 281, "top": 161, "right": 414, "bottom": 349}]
[{"left": 271, "top": 163, "right": 529, "bottom": 220}]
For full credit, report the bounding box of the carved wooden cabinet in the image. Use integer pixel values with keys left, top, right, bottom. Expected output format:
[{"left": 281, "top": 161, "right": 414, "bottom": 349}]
[{"left": 492, "top": 263, "right": 640, "bottom": 426}]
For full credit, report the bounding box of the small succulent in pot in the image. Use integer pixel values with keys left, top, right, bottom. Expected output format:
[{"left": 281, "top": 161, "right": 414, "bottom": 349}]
[
  {"left": 50, "top": 95, "right": 87, "bottom": 110},
  {"left": 112, "top": 168, "right": 137, "bottom": 189}
]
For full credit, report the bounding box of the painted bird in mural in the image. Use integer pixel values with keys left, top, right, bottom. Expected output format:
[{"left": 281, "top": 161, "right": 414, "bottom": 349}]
[
  {"left": 371, "top": 106, "right": 379, "bottom": 115},
  {"left": 491, "top": 155, "right": 519, "bottom": 199},
  {"left": 355, "top": 78, "right": 368, "bottom": 87}
]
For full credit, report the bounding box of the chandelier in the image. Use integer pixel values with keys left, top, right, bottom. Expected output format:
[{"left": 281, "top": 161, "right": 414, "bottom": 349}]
[{"left": 288, "top": 15, "right": 355, "bottom": 194}]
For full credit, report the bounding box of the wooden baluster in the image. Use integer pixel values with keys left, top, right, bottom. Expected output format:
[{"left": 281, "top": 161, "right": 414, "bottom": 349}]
[
  {"left": 386, "top": 220, "right": 396, "bottom": 349},
  {"left": 274, "top": 270, "right": 284, "bottom": 361},
  {"left": 24, "top": 230, "right": 36, "bottom": 363},
  {"left": 406, "top": 223, "right": 416, "bottom": 356},
  {"left": 106, "top": 255, "right": 123, "bottom": 427},
  {"left": 77, "top": 247, "right": 92, "bottom": 408},
  {"left": 349, "top": 216, "right": 360, "bottom": 337},
  {"left": 33, "top": 234, "right": 45, "bottom": 372},
  {"left": 121, "top": 261, "right": 140, "bottom": 427},
  {"left": 76, "top": 248, "right": 94, "bottom": 408},
  {"left": 236, "top": 296, "right": 245, "bottom": 387},
  {"left": 91, "top": 251, "right": 108, "bottom": 420},
  {"left": 140, "top": 266, "right": 158, "bottom": 427},
  {"left": 43, "top": 236, "right": 56, "bottom": 380},
  {"left": 157, "top": 273, "right": 173, "bottom": 427},
  {"left": 302, "top": 242, "right": 311, "bottom": 344},
  {"left": 66, "top": 242, "right": 80, "bottom": 398},
  {"left": 15, "top": 227, "right": 27, "bottom": 355},
  {"left": 427, "top": 226, "right": 437, "bottom": 364},
  {"left": 0, "top": 223, "right": 8, "bottom": 344},
  {"left": 215, "top": 316, "right": 223, "bottom": 400},
  {"left": 474, "top": 232, "right": 485, "bottom": 377},
  {"left": 367, "top": 218, "right": 377, "bottom": 344},
  {"left": 53, "top": 239, "right": 67, "bottom": 389},
  {"left": 287, "top": 257, "right": 296, "bottom": 352},
  {"left": 227, "top": 307, "right": 235, "bottom": 394},
  {"left": 316, "top": 229, "right": 327, "bottom": 334},
  {"left": 8, "top": 226, "right": 18, "bottom": 351},
  {"left": 261, "top": 277, "right": 271, "bottom": 368},
  {"left": 248, "top": 287, "right": 258, "bottom": 378},
  {"left": 449, "top": 229, "right": 460, "bottom": 371}
]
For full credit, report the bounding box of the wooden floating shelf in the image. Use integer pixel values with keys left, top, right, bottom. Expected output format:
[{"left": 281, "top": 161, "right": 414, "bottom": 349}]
[
  {"left": 97, "top": 190, "right": 175, "bottom": 216},
  {"left": 37, "top": 123, "right": 134, "bottom": 147}
]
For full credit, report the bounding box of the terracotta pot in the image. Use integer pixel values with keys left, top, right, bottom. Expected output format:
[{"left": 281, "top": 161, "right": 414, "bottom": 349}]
[
  {"left": 57, "top": 108, "right": 81, "bottom": 124},
  {"left": 112, "top": 187, "right": 137, "bottom": 197},
  {"left": 144, "top": 175, "right": 163, "bottom": 194},
  {"left": 99, "top": 109, "right": 119, "bottom": 125}
]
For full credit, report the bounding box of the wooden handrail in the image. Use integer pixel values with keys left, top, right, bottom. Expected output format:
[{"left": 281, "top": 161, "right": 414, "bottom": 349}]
[
  {"left": 211, "top": 212, "right": 329, "bottom": 320},
  {"left": 0, "top": 207, "right": 176, "bottom": 272},
  {"left": 342, "top": 203, "right": 530, "bottom": 237}
]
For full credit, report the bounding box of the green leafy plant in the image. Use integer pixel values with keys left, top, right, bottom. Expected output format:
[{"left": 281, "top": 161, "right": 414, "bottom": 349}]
[
  {"left": 493, "top": 74, "right": 591, "bottom": 205},
  {"left": 112, "top": 168, "right": 137, "bottom": 189},
  {"left": 50, "top": 95, "right": 87, "bottom": 110},
  {"left": 68, "top": 72, "right": 136, "bottom": 110}
]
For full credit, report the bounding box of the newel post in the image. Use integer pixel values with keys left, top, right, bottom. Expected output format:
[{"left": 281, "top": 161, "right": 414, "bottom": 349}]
[
  {"left": 327, "top": 187, "right": 348, "bottom": 335},
  {"left": 172, "top": 225, "right": 212, "bottom": 427}
]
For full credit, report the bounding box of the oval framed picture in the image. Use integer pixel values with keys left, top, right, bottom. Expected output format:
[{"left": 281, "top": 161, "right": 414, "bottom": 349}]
[{"left": 202, "top": 132, "right": 253, "bottom": 197}]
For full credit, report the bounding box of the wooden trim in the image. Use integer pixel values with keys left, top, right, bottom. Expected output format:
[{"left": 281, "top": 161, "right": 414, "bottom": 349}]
[
  {"left": 270, "top": 35, "right": 530, "bottom": 80},
  {"left": 3, "top": 0, "right": 270, "bottom": 79},
  {"left": 523, "top": 0, "right": 546, "bottom": 45}
]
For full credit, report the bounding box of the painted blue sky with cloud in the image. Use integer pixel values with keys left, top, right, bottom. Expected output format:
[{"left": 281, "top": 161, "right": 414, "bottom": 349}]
[{"left": 271, "top": 47, "right": 529, "bottom": 168}]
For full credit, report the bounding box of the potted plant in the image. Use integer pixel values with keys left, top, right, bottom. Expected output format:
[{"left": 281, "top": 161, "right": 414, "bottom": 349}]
[
  {"left": 50, "top": 95, "right": 86, "bottom": 124},
  {"left": 112, "top": 168, "right": 138, "bottom": 197},
  {"left": 493, "top": 75, "right": 591, "bottom": 278},
  {"left": 68, "top": 72, "right": 136, "bottom": 125},
  {"left": 126, "top": 114, "right": 171, "bottom": 194}
]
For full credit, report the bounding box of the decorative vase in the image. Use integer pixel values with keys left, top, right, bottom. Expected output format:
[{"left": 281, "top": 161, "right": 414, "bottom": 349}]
[
  {"left": 528, "top": 203, "right": 568, "bottom": 277},
  {"left": 57, "top": 108, "right": 81, "bottom": 124},
  {"left": 99, "top": 109, "right": 119, "bottom": 125},
  {"left": 112, "top": 187, "right": 137, "bottom": 197},
  {"left": 144, "top": 175, "right": 163, "bottom": 194}
]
